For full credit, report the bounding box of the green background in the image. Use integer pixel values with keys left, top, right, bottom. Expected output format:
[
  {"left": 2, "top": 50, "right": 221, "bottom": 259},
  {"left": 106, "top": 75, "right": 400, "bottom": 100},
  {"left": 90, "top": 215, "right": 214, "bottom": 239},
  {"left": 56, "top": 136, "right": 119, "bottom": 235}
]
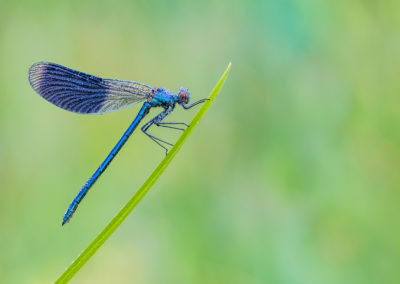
[{"left": 1, "top": 0, "right": 399, "bottom": 283}]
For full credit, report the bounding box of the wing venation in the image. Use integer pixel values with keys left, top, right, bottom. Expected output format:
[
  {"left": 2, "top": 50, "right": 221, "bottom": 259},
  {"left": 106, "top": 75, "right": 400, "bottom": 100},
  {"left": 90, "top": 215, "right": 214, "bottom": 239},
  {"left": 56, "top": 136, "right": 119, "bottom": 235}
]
[{"left": 29, "top": 62, "right": 152, "bottom": 114}]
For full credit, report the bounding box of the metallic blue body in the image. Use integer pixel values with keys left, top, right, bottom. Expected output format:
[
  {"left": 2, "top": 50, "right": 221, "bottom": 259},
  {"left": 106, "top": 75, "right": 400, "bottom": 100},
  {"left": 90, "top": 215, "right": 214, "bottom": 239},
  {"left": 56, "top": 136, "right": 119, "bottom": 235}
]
[
  {"left": 62, "top": 102, "right": 151, "bottom": 225},
  {"left": 28, "top": 62, "right": 207, "bottom": 225}
]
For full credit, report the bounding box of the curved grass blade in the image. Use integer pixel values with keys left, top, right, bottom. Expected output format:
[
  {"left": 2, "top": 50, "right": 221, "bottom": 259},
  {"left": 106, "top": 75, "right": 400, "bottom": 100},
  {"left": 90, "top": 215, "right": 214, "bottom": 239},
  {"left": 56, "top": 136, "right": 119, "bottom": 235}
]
[{"left": 55, "top": 62, "right": 232, "bottom": 283}]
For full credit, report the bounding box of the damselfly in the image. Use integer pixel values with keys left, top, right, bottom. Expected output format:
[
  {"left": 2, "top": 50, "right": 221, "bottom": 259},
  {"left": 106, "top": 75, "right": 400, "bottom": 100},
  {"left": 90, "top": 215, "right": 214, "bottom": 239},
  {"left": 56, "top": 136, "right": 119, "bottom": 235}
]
[{"left": 28, "top": 62, "right": 206, "bottom": 225}]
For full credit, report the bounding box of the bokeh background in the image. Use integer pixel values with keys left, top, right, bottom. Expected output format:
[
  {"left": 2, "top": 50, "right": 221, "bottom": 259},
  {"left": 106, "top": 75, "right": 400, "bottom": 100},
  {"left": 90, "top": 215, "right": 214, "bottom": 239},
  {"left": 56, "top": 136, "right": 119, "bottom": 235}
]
[{"left": 1, "top": 0, "right": 400, "bottom": 283}]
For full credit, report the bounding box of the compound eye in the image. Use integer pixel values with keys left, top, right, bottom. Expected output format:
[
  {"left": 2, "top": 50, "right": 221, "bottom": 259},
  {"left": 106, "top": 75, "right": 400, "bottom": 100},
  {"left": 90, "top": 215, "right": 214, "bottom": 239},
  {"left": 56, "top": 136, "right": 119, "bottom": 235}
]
[{"left": 179, "top": 91, "right": 188, "bottom": 103}]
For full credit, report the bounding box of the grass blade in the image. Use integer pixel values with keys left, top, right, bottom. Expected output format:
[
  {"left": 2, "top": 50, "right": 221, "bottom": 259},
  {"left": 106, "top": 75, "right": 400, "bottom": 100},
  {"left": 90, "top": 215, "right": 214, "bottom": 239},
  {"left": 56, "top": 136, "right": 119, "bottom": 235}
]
[{"left": 55, "top": 62, "right": 232, "bottom": 283}]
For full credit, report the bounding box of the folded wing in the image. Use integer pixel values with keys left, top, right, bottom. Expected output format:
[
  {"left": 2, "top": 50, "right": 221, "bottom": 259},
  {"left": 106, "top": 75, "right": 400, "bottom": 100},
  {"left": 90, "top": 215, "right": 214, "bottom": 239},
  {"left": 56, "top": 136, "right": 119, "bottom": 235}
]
[{"left": 29, "top": 62, "right": 152, "bottom": 114}]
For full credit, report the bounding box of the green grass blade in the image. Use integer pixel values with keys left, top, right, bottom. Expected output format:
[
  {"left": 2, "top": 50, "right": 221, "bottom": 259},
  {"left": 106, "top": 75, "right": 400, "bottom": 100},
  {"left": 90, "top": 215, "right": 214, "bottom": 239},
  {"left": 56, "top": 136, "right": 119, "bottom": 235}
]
[{"left": 55, "top": 62, "right": 232, "bottom": 283}]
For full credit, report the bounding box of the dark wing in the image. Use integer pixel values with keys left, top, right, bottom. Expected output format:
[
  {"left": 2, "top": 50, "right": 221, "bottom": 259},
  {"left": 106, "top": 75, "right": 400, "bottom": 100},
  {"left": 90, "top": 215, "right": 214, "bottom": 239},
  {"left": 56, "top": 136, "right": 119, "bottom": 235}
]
[{"left": 28, "top": 62, "right": 152, "bottom": 114}]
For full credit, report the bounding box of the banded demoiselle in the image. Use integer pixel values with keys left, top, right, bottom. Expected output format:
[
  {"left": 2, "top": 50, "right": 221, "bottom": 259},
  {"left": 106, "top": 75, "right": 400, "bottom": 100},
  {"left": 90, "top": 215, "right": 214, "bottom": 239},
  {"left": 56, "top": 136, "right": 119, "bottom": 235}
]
[{"left": 28, "top": 62, "right": 206, "bottom": 225}]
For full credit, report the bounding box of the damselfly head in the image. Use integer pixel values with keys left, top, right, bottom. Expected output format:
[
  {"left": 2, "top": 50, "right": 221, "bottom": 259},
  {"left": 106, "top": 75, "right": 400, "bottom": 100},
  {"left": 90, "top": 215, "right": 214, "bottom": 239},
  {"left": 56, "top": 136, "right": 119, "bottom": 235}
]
[{"left": 178, "top": 87, "right": 190, "bottom": 105}]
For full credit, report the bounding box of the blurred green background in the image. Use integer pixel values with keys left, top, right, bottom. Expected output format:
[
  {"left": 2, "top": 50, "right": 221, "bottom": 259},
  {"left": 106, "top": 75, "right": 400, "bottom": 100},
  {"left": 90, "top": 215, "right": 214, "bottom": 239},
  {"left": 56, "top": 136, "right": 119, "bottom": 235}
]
[{"left": 1, "top": 0, "right": 400, "bottom": 283}]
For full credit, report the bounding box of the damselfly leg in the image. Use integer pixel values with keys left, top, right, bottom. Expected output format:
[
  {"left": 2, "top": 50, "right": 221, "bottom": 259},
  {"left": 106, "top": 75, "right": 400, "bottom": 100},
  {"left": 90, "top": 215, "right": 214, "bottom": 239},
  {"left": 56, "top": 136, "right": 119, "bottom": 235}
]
[{"left": 141, "top": 99, "right": 207, "bottom": 154}]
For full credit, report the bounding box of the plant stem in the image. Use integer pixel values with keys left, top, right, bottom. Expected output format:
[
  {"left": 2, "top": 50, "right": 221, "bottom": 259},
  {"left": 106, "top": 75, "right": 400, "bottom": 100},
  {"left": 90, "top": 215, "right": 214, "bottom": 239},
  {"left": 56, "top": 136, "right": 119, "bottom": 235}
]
[{"left": 55, "top": 62, "right": 232, "bottom": 283}]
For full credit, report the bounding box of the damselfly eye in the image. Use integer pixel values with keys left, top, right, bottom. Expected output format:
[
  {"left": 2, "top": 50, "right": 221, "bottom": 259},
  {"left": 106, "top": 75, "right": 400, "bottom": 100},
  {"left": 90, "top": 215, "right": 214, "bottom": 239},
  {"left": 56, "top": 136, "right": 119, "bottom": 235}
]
[{"left": 179, "top": 91, "right": 188, "bottom": 103}]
